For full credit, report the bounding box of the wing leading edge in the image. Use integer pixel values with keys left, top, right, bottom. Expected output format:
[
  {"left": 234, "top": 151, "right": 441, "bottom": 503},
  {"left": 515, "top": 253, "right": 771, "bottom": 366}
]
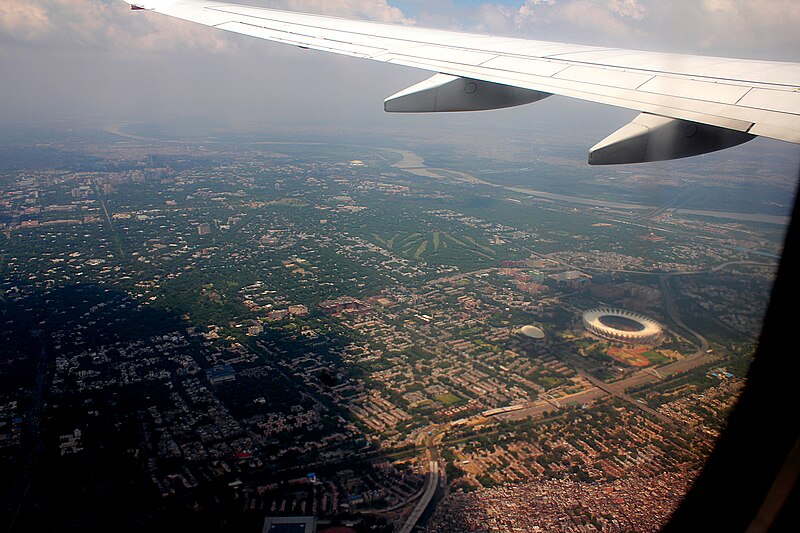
[{"left": 124, "top": 0, "right": 800, "bottom": 164}]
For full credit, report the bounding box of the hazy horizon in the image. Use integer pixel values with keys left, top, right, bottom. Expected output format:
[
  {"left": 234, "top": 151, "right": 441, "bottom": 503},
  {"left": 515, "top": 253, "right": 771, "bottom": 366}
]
[{"left": 2, "top": 1, "right": 800, "bottom": 131}]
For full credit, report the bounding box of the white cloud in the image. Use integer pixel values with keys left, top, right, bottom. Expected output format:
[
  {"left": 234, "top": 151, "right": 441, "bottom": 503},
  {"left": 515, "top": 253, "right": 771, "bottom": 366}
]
[
  {"left": 0, "top": 1, "right": 54, "bottom": 40},
  {"left": 270, "top": 0, "right": 413, "bottom": 24},
  {"left": 0, "top": 0, "right": 413, "bottom": 55},
  {"left": 470, "top": 4, "right": 516, "bottom": 33},
  {"left": 699, "top": 0, "right": 800, "bottom": 38},
  {"left": 517, "top": 0, "right": 557, "bottom": 21},
  {"left": 516, "top": 0, "right": 549, "bottom": 25},
  {"left": 608, "top": 0, "right": 646, "bottom": 20},
  {"left": 655, "top": 0, "right": 800, "bottom": 57},
  {"left": 702, "top": 0, "right": 738, "bottom": 15},
  {"left": 458, "top": 0, "right": 800, "bottom": 57},
  {"left": 0, "top": 0, "right": 235, "bottom": 52},
  {"left": 3, "top": 1, "right": 797, "bottom": 59},
  {"left": 511, "top": 0, "right": 645, "bottom": 42}
]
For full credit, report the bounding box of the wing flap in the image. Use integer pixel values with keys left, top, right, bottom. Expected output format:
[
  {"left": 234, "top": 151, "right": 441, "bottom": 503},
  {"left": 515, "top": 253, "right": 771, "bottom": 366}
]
[
  {"left": 553, "top": 66, "right": 654, "bottom": 90},
  {"left": 750, "top": 115, "right": 800, "bottom": 143},
  {"left": 637, "top": 77, "right": 751, "bottom": 105},
  {"left": 396, "top": 45, "right": 497, "bottom": 66},
  {"left": 739, "top": 89, "right": 800, "bottom": 116},
  {"left": 216, "top": 21, "right": 388, "bottom": 58},
  {"left": 474, "top": 56, "right": 570, "bottom": 78}
]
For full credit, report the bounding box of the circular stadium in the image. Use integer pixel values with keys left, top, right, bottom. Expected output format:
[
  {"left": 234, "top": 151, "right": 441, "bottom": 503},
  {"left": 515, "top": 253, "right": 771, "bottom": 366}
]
[{"left": 582, "top": 308, "right": 663, "bottom": 345}]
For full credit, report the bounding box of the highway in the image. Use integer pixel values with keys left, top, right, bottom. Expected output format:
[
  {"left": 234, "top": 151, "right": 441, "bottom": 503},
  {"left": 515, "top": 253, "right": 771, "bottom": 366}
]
[
  {"left": 495, "top": 342, "right": 718, "bottom": 422},
  {"left": 397, "top": 460, "right": 439, "bottom": 533},
  {"left": 397, "top": 430, "right": 443, "bottom": 533},
  {"left": 659, "top": 275, "right": 709, "bottom": 356},
  {"left": 578, "top": 370, "right": 681, "bottom": 427}
]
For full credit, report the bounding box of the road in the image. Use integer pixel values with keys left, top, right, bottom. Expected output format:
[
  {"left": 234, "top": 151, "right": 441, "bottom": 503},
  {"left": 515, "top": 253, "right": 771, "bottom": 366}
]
[
  {"left": 396, "top": 429, "right": 443, "bottom": 533},
  {"left": 659, "top": 274, "right": 710, "bottom": 356},
  {"left": 578, "top": 370, "right": 681, "bottom": 427},
  {"left": 92, "top": 179, "right": 128, "bottom": 260},
  {"left": 396, "top": 460, "right": 439, "bottom": 533},
  {"left": 495, "top": 342, "right": 718, "bottom": 422}
]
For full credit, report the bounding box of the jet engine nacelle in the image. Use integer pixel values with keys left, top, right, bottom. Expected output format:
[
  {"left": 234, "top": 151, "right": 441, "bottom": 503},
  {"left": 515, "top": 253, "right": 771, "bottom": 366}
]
[
  {"left": 589, "top": 113, "right": 755, "bottom": 165},
  {"left": 385, "top": 73, "right": 550, "bottom": 113}
]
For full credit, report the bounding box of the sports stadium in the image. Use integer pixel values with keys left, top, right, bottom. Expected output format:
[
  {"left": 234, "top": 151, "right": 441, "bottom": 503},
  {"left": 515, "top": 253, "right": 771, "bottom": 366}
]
[{"left": 582, "top": 308, "right": 663, "bottom": 345}]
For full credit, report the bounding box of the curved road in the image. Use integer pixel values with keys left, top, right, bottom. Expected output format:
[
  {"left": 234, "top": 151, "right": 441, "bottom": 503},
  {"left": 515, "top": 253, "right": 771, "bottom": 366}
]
[
  {"left": 659, "top": 274, "right": 709, "bottom": 356},
  {"left": 397, "top": 429, "right": 444, "bottom": 533}
]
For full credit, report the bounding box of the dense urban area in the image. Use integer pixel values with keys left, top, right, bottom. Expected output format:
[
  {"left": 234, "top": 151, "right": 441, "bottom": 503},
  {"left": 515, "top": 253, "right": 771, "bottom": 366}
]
[{"left": 0, "top": 126, "right": 794, "bottom": 532}]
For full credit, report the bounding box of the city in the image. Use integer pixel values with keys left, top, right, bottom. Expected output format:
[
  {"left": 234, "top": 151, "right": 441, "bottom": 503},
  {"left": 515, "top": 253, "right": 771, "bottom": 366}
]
[{"left": 0, "top": 128, "right": 791, "bottom": 531}]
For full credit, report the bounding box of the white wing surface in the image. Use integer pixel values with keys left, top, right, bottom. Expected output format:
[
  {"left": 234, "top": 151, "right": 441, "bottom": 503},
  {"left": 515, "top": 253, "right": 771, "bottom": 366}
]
[{"left": 124, "top": 0, "right": 800, "bottom": 164}]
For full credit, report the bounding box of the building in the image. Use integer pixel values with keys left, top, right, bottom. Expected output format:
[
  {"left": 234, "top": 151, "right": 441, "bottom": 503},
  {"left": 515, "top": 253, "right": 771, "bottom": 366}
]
[
  {"left": 267, "top": 309, "right": 289, "bottom": 321},
  {"left": 551, "top": 270, "right": 592, "bottom": 290},
  {"left": 198, "top": 223, "right": 211, "bottom": 236},
  {"left": 319, "top": 297, "right": 370, "bottom": 315},
  {"left": 262, "top": 516, "right": 316, "bottom": 533},
  {"left": 59, "top": 428, "right": 83, "bottom": 456},
  {"left": 288, "top": 304, "right": 309, "bottom": 316},
  {"left": 206, "top": 364, "right": 236, "bottom": 385},
  {"left": 518, "top": 325, "right": 545, "bottom": 339}
]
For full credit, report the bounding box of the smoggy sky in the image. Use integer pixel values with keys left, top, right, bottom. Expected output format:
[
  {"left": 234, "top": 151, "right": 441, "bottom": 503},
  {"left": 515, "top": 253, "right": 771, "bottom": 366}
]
[{"left": 1, "top": 0, "right": 799, "bottom": 154}]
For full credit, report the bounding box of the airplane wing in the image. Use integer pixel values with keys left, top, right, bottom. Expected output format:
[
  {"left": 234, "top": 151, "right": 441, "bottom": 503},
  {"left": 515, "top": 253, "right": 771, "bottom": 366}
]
[{"left": 124, "top": 0, "right": 800, "bottom": 164}]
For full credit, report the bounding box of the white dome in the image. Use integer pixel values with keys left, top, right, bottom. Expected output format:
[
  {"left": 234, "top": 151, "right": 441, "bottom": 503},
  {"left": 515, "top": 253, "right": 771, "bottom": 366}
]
[{"left": 519, "top": 325, "right": 545, "bottom": 339}]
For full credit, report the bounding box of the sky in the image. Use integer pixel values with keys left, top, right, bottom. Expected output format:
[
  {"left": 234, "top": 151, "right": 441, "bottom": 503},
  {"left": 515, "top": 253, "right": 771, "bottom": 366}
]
[{"left": 0, "top": 0, "right": 799, "bottom": 156}]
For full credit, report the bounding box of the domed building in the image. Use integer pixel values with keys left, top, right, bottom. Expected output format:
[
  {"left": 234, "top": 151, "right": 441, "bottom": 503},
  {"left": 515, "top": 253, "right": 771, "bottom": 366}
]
[{"left": 517, "top": 325, "right": 545, "bottom": 339}]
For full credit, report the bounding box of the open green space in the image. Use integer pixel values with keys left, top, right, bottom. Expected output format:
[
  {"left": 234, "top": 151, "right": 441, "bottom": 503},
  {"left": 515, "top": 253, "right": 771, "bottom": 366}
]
[{"left": 435, "top": 392, "right": 464, "bottom": 407}]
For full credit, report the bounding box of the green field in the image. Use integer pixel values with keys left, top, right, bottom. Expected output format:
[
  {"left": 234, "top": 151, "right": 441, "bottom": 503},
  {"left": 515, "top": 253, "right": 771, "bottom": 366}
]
[
  {"left": 435, "top": 392, "right": 464, "bottom": 407},
  {"left": 372, "top": 230, "right": 496, "bottom": 263},
  {"left": 642, "top": 350, "right": 671, "bottom": 365}
]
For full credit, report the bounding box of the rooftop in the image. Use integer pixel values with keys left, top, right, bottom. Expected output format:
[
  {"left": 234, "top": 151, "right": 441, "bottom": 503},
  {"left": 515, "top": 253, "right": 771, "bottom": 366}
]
[{"left": 263, "top": 516, "right": 316, "bottom": 533}]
